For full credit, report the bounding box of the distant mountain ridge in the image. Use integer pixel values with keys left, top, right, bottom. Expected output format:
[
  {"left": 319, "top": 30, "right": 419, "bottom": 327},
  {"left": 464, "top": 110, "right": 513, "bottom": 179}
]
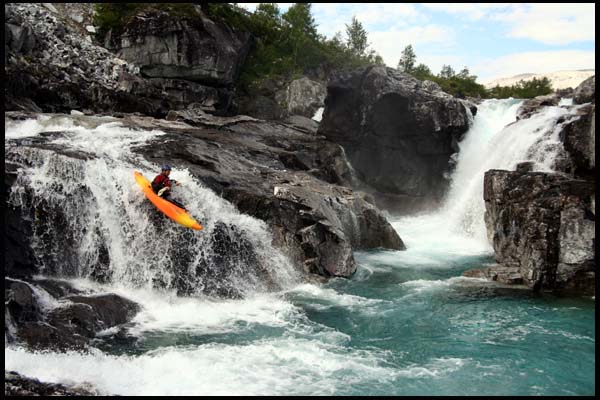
[{"left": 484, "top": 69, "right": 595, "bottom": 90}]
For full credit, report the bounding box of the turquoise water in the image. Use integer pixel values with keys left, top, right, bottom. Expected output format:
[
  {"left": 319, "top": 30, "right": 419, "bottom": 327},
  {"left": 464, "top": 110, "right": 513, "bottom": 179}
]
[
  {"left": 7, "top": 251, "right": 594, "bottom": 396},
  {"left": 44, "top": 247, "right": 587, "bottom": 396},
  {"left": 317, "top": 251, "right": 595, "bottom": 396},
  {"left": 6, "top": 214, "right": 594, "bottom": 396}
]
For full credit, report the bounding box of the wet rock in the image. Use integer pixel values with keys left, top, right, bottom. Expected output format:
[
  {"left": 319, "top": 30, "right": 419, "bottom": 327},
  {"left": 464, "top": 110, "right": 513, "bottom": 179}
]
[
  {"left": 557, "top": 103, "right": 595, "bottom": 180},
  {"left": 5, "top": 279, "right": 41, "bottom": 325},
  {"left": 5, "top": 371, "right": 100, "bottom": 396},
  {"left": 63, "top": 294, "right": 141, "bottom": 329},
  {"left": 34, "top": 278, "right": 83, "bottom": 298},
  {"left": 480, "top": 169, "right": 595, "bottom": 294},
  {"left": 318, "top": 65, "right": 473, "bottom": 213},
  {"left": 463, "top": 265, "right": 524, "bottom": 285},
  {"left": 4, "top": 277, "right": 141, "bottom": 351},
  {"left": 5, "top": 163, "right": 38, "bottom": 279},
  {"left": 132, "top": 113, "right": 404, "bottom": 279},
  {"left": 516, "top": 94, "right": 560, "bottom": 120}
]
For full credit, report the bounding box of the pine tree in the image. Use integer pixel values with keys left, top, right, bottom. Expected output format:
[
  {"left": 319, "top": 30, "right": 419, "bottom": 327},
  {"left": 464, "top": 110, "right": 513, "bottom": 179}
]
[
  {"left": 439, "top": 64, "right": 455, "bottom": 79},
  {"left": 345, "top": 16, "right": 369, "bottom": 57},
  {"left": 397, "top": 45, "right": 416, "bottom": 73},
  {"left": 282, "top": 3, "right": 318, "bottom": 72}
]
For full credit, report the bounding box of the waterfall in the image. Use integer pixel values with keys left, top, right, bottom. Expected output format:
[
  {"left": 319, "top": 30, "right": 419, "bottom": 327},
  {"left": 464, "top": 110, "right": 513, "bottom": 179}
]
[
  {"left": 441, "top": 99, "right": 579, "bottom": 242},
  {"left": 392, "top": 98, "right": 581, "bottom": 253},
  {"left": 5, "top": 115, "right": 299, "bottom": 297}
]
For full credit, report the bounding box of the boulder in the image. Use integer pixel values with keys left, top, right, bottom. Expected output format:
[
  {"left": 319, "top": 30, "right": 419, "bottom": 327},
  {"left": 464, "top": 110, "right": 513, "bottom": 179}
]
[
  {"left": 573, "top": 75, "right": 595, "bottom": 105},
  {"left": 516, "top": 94, "right": 560, "bottom": 120},
  {"left": 479, "top": 169, "right": 595, "bottom": 294},
  {"left": 5, "top": 277, "right": 141, "bottom": 351},
  {"left": 274, "top": 77, "right": 327, "bottom": 118},
  {"left": 318, "top": 65, "right": 473, "bottom": 213},
  {"left": 557, "top": 103, "right": 595, "bottom": 180}
]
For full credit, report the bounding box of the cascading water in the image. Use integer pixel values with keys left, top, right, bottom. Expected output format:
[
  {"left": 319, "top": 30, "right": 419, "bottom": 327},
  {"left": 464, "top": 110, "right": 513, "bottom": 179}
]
[
  {"left": 6, "top": 115, "right": 300, "bottom": 297},
  {"left": 391, "top": 98, "right": 581, "bottom": 254}
]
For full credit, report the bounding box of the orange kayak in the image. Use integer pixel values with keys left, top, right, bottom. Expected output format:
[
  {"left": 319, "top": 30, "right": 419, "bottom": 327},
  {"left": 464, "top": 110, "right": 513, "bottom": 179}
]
[{"left": 134, "top": 171, "right": 202, "bottom": 231}]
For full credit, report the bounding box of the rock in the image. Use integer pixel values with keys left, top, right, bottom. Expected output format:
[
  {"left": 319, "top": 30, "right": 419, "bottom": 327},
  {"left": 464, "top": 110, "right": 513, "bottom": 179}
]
[
  {"left": 282, "top": 115, "right": 319, "bottom": 135},
  {"left": 557, "top": 103, "right": 595, "bottom": 179},
  {"left": 275, "top": 77, "right": 327, "bottom": 118},
  {"left": 318, "top": 65, "right": 473, "bottom": 213},
  {"left": 4, "top": 279, "right": 41, "bottom": 327},
  {"left": 63, "top": 294, "right": 141, "bottom": 329},
  {"left": 516, "top": 94, "right": 560, "bottom": 120},
  {"left": 481, "top": 169, "right": 595, "bottom": 294},
  {"left": 164, "top": 104, "right": 258, "bottom": 128},
  {"left": 4, "top": 277, "right": 141, "bottom": 351},
  {"left": 34, "top": 278, "right": 83, "bottom": 298},
  {"left": 573, "top": 75, "right": 595, "bottom": 104},
  {"left": 4, "top": 3, "right": 240, "bottom": 116},
  {"left": 131, "top": 113, "right": 405, "bottom": 279},
  {"left": 236, "top": 75, "right": 327, "bottom": 121},
  {"left": 463, "top": 265, "right": 525, "bottom": 285},
  {"left": 237, "top": 93, "right": 286, "bottom": 121},
  {"left": 4, "top": 162, "right": 38, "bottom": 279},
  {"left": 555, "top": 87, "right": 575, "bottom": 98},
  {"left": 111, "top": 7, "right": 251, "bottom": 87},
  {"left": 5, "top": 371, "right": 100, "bottom": 396}
]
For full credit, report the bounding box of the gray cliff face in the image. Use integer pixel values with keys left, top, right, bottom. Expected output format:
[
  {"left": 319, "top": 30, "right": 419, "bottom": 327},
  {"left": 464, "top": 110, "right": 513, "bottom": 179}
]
[
  {"left": 109, "top": 7, "right": 251, "bottom": 88},
  {"left": 318, "top": 65, "right": 473, "bottom": 213},
  {"left": 4, "top": 3, "right": 243, "bottom": 115},
  {"left": 238, "top": 76, "right": 327, "bottom": 120}
]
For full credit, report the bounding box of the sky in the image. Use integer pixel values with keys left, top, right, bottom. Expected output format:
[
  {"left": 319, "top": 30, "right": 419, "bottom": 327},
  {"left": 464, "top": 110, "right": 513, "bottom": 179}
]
[{"left": 238, "top": 3, "right": 595, "bottom": 83}]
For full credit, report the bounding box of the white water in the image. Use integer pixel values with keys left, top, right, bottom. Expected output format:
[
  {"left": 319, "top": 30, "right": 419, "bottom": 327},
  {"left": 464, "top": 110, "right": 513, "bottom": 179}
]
[
  {"left": 312, "top": 107, "right": 324, "bottom": 122},
  {"left": 6, "top": 115, "right": 299, "bottom": 295},
  {"left": 392, "top": 98, "right": 581, "bottom": 254}
]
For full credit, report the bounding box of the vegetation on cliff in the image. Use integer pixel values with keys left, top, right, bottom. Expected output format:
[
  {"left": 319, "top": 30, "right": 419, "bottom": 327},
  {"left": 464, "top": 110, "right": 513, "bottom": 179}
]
[
  {"left": 397, "top": 44, "right": 553, "bottom": 99},
  {"left": 208, "top": 3, "right": 385, "bottom": 89},
  {"left": 93, "top": 3, "right": 553, "bottom": 99},
  {"left": 93, "top": 3, "right": 382, "bottom": 91}
]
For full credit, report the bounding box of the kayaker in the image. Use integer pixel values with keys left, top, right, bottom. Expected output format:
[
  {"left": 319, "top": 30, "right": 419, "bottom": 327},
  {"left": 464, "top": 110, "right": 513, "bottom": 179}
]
[{"left": 151, "top": 165, "right": 186, "bottom": 210}]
